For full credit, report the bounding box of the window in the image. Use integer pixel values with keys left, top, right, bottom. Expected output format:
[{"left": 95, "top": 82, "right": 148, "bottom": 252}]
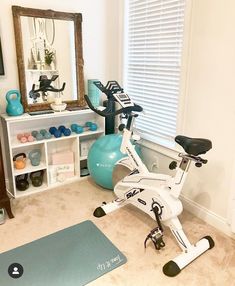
[{"left": 124, "top": 0, "right": 186, "bottom": 148}]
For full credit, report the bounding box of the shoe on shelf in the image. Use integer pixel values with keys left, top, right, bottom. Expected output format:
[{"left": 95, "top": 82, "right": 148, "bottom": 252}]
[{"left": 0, "top": 209, "right": 5, "bottom": 225}]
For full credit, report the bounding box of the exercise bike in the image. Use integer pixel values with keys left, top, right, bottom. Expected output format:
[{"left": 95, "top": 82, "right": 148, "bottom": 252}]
[{"left": 85, "top": 81, "right": 215, "bottom": 277}]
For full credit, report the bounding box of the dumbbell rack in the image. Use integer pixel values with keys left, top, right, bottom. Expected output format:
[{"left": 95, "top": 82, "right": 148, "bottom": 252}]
[{"left": 0, "top": 109, "right": 105, "bottom": 198}]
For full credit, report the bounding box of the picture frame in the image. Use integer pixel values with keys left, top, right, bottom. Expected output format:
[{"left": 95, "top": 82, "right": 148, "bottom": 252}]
[{"left": 0, "top": 38, "right": 4, "bottom": 75}]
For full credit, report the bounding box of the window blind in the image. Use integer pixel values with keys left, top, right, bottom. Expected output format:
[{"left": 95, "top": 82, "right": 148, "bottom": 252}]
[{"left": 124, "top": 0, "right": 186, "bottom": 147}]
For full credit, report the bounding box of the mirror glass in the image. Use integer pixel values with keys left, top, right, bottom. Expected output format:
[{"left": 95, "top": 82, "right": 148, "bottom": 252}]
[{"left": 12, "top": 6, "right": 85, "bottom": 112}]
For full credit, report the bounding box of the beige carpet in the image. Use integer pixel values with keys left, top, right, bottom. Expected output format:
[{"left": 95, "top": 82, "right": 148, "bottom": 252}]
[{"left": 0, "top": 178, "right": 235, "bottom": 286}]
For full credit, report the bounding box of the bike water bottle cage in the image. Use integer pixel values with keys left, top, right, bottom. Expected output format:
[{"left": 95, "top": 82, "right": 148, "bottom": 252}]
[{"left": 175, "top": 135, "right": 212, "bottom": 156}]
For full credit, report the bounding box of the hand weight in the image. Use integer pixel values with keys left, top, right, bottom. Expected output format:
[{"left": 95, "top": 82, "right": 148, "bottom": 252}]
[
  {"left": 58, "top": 125, "right": 71, "bottom": 136},
  {"left": 49, "top": 127, "right": 62, "bottom": 138},
  {"left": 28, "top": 149, "right": 41, "bottom": 166},
  {"left": 13, "top": 153, "right": 26, "bottom": 169},
  {"left": 30, "top": 170, "right": 44, "bottom": 187},
  {"left": 15, "top": 174, "right": 29, "bottom": 191}
]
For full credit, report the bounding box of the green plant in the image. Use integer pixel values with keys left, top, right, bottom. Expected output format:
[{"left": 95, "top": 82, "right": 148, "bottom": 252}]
[{"left": 45, "top": 49, "right": 55, "bottom": 65}]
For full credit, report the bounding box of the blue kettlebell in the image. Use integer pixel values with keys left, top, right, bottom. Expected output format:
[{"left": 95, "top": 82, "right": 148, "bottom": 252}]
[
  {"left": 6, "top": 90, "right": 24, "bottom": 116},
  {"left": 29, "top": 149, "right": 41, "bottom": 166}
]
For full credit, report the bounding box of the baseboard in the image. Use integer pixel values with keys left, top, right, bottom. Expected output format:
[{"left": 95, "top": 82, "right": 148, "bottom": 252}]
[{"left": 180, "top": 194, "right": 235, "bottom": 240}]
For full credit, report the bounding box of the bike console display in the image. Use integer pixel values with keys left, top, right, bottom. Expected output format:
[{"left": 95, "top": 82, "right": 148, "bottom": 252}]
[{"left": 113, "top": 93, "right": 134, "bottom": 108}]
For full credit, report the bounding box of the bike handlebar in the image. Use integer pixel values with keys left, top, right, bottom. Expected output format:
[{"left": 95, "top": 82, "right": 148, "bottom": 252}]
[{"left": 84, "top": 94, "right": 143, "bottom": 117}]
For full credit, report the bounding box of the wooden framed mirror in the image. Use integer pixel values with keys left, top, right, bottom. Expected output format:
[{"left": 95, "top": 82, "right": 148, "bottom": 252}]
[{"left": 12, "top": 6, "right": 85, "bottom": 112}]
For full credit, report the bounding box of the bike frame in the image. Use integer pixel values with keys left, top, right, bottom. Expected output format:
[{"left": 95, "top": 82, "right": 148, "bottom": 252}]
[
  {"left": 89, "top": 88, "right": 214, "bottom": 277},
  {"left": 119, "top": 113, "right": 191, "bottom": 199}
]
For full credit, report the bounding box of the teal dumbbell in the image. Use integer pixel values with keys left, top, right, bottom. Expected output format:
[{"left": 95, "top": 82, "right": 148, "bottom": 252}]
[
  {"left": 71, "top": 124, "right": 84, "bottom": 134},
  {"left": 85, "top": 122, "right": 98, "bottom": 131},
  {"left": 32, "top": 129, "right": 52, "bottom": 140}
]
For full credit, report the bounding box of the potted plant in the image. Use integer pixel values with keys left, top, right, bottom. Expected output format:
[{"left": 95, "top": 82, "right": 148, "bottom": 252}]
[{"left": 45, "top": 49, "right": 55, "bottom": 68}]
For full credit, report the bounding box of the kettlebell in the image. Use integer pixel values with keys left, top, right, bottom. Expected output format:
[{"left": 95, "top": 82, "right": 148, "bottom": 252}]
[
  {"left": 15, "top": 174, "right": 29, "bottom": 191},
  {"left": 30, "top": 170, "right": 44, "bottom": 187},
  {"left": 6, "top": 90, "right": 24, "bottom": 116},
  {"left": 28, "top": 149, "right": 41, "bottom": 166},
  {"left": 13, "top": 153, "right": 26, "bottom": 169}
]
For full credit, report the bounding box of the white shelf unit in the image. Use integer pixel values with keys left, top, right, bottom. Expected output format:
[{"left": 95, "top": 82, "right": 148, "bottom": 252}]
[{"left": 0, "top": 109, "right": 105, "bottom": 198}]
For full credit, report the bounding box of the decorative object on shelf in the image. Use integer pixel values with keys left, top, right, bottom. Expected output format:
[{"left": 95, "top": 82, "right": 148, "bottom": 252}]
[
  {"left": 29, "top": 149, "right": 41, "bottom": 166},
  {"left": 49, "top": 150, "right": 74, "bottom": 183},
  {"left": 6, "top": 90, "right": 24, "bottom": 116},
  {"left": 50, "top": 102, "right": 67, "bottom": 112},
  {"left": 13, "top": 153, "right": 27, "bottom": 169},
  {"left": 15, "top": 174, "right": 29, "bottom": 191},
  {"left": 30, "top": 170, "right": 44, "bottom": 187},
  {"left": 17, "top": 132, "right": 35, "bottom": 143},
  {"left": 71, "top": 122, "right": 98, "bottom": 134},
  {"left": 88, "top": 79, "right": 100, "bottom": 108}
]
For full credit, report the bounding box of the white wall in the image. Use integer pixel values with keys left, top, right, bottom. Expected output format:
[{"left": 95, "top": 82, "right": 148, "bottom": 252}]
[
  {"left": 0, "top": 0, "right": 121, "bottom": 113},
  {"left": 183, "top": 0, "right": 235, "bottom": 236},
  {"left": 140, "top": 0, "right": 235, "bottom": 238}
]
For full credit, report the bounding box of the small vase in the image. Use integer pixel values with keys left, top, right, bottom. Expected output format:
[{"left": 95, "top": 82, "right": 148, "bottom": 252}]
[{"left": 87, "top": 79, "right": 100, "bottom": 108}]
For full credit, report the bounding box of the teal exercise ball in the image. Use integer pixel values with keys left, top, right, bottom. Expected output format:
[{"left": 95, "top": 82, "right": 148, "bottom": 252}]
[{"left": 87, "top": 134, "right": 128, "bottom": 190}]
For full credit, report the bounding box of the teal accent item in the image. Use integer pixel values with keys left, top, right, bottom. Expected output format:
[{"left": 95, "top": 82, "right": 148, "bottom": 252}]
[
  {"left": 36, "top": 133, "right": 44, "bottom": 140},
  {"left": 6, "top": 90, "right": 24, "bottom": 116},
  {"left": 40, "top": 129, "right": 47, "bottom": 136},
  {"left": 87, "top": 134, "right": 141, "bottom": 190},
  {"left": 44, "top": 132, "right": 52, "bottom": 139},
  {"left": 31, "top": 130, "right": 38, "bottom": 138},
  {"left": 0, "top": 220, "right": 127, "bottom": 286},
  {"left": 63, "top": 128, "right": 71, "bottom": 136},
  {"left": 88, "top": 134, "right": 127, "bottom": 189},
  {"left": 88, "top": 79, "right": 100, "bottom": 108},
  {"left": 28, "top": 149, "right": 41, "bottom": 166}
]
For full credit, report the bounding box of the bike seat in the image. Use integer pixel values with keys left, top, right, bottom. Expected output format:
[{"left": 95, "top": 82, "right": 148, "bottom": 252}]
[{"left": 175, "top": 135, "right": 212, "bottom": 156}]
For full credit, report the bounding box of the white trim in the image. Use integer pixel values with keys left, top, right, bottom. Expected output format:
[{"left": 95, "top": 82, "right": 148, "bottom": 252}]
[
  {"left": 123, "top": 0, "right": 129, "bottom": 89},
  {"left": 180, "top": 194, "right": 235, "bottom": 239},
  {"left": 176, "top": 0, "right": 194, "bottom": 133},
  {"left": 227, "top": 158, "right": 235, "bottom": 233},
  {"left": 118, "top": 0, "right": 125, "bottom": 84}
]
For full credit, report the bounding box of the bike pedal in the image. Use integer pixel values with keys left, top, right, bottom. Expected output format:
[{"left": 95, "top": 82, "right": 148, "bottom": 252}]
[{"left": 144, "top": 227, "right": 165, "bottom": 250}]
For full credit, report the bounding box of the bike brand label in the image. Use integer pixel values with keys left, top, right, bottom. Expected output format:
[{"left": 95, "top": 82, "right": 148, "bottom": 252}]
[{"left": 125, "top": 188, "right": 145, "bottom": 199}]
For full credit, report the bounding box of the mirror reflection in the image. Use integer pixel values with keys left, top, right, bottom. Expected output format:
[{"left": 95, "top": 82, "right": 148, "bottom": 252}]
[
  {"left": 12, "top": 6, "right": 85, "bottom": 112},
  {"left": 21, "top": 16, "right": 77, "bottom": 104}
]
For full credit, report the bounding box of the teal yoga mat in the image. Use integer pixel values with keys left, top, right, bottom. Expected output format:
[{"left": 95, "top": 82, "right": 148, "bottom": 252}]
[{"left": 0, "top": 220, "right": 127, "bottom": 286}]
